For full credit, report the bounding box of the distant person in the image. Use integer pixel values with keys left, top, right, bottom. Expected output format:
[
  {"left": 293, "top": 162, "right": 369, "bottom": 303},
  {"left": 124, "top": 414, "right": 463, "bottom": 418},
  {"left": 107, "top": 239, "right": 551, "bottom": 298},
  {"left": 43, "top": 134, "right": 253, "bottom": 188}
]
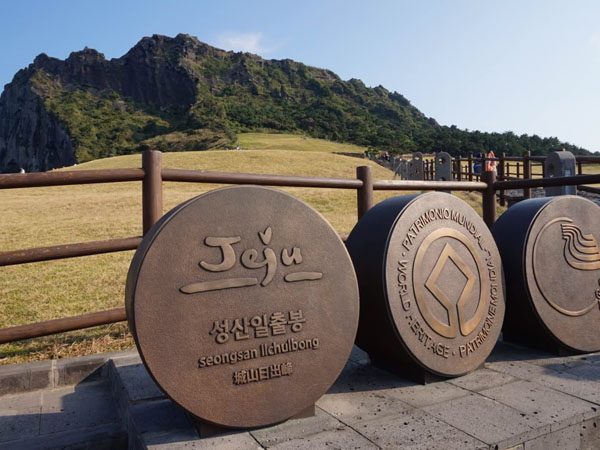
[
  {"left": 486, "top": 151, "right": 497, "bottom": 174},
  {"left": 19, "top": 167, "right": 25, "bottom": 174},
  {"left": 473, "top": 152, "right": 482, "bottom": 175}
]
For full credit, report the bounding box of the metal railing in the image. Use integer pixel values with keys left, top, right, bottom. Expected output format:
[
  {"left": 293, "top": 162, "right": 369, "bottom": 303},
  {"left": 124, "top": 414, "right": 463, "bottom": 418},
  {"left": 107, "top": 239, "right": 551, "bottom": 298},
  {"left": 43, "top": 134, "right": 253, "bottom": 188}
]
[
  {"left": 1, "top": 150, "right": 599, "bottom": 344},
  {"left": 422, "top": 151, "right": 600, "bottom": 206}
]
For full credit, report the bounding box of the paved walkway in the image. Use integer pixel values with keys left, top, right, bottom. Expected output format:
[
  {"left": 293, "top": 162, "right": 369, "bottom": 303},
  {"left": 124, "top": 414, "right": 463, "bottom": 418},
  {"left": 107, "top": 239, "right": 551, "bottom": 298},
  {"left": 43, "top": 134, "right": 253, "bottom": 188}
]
[{"left": 1, "top": 341, "right": 600, "bottom": 449}]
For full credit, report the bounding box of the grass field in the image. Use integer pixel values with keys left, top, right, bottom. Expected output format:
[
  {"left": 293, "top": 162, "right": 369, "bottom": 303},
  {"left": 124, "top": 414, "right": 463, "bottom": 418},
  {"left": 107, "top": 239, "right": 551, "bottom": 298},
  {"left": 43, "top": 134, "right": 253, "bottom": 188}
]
[
  {"left": 2, "top": 133, "right": 594, "bottom": 364},
  {"left": 237, "top": 132, "right": 366, "bottom": 153},
  {"left": 0, "top": 134, "right": 399, "bottom": 364}
]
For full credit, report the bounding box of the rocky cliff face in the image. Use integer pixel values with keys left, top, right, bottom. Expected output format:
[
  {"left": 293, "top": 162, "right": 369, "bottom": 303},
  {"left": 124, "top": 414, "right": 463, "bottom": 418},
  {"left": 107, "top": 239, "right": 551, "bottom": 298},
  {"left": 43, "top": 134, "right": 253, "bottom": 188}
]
[
  {"left": 0, "top": 34, "right": 202, "bottom": 172},
  {"left": 0, "top": 71, "right": 75, "bottom": 172}
]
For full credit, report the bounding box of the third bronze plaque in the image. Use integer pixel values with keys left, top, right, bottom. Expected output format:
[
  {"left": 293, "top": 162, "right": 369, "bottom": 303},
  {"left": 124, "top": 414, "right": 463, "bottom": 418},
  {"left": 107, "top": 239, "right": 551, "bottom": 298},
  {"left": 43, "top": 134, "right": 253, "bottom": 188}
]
[
  {"left": 347, "top": 193, "right": 505, "bottom": 378},
  {"left": 492, "top": 195, "right": 600, "bottom": 353}
]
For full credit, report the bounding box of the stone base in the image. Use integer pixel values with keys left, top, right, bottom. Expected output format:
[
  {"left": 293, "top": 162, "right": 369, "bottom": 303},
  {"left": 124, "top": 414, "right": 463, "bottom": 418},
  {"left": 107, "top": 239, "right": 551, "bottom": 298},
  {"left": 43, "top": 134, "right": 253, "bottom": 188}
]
[{"left": 2, "top": 342, "right": 600, "bottom": 449}]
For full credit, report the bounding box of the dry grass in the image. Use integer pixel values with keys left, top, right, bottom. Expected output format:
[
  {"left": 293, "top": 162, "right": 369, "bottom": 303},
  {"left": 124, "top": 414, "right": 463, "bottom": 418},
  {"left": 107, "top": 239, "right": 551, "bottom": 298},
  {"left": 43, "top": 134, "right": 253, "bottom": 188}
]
[
  {"left": 0, "top": 135, "right": 503, "bottom": 364},
  {"left": 237, "top": 132, "right": 366, "bottom": 153}
]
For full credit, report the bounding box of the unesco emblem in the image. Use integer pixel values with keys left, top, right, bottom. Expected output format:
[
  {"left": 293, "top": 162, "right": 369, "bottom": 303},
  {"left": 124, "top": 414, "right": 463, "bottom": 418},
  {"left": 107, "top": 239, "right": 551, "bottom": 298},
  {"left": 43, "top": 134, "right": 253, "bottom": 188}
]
[
  {"left": 347, "top": 192, "right": 505, "bottom": 378},
  {"left": 414, "top": 228, "right": 488, "bottom": 339}
]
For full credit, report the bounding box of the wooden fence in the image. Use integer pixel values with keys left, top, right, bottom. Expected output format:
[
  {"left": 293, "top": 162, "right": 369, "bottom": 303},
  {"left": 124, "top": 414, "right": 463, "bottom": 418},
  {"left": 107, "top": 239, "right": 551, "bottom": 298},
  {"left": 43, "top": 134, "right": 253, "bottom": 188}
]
[
  {"left": 421, "top": 151, "right": 600, "bottom": 206},
  {"left": 1, "top": 150, "right": 599, "bottom": 344}
]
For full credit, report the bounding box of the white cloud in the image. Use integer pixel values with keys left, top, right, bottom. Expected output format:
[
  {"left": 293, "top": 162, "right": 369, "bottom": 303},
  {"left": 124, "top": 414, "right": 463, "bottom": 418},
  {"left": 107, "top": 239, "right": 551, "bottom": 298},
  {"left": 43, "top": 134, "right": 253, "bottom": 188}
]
[
  {"left": 589, "top": 32, "right": 600, "bottom": 50},
  {"left": 214, "top": 32, "right": 271, "bottom": 54}
]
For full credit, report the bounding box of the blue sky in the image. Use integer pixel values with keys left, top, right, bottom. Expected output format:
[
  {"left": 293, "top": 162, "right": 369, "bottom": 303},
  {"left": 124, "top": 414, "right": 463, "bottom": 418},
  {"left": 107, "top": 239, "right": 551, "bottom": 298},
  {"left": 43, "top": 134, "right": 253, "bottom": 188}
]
[{"left": 2, "top": 1, "right": 599, "bottom": 151}]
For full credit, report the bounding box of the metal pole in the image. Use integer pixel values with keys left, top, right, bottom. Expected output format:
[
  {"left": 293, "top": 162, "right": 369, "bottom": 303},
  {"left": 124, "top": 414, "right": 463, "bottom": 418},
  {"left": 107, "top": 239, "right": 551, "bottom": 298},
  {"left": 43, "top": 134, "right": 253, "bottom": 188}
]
[
  {"left": 523, "top": 151, "right": 531, "bottom": 199},
  {"left": 498, "top": 152, "right": 506, "bottom": 206},
  {"left": 482, "top": 170, "right": 497, "bottom": 229},
  {"left": 356, "top": 166, "right": 374, "bottom": 219},
  {"left": 142, "top": 150, "right": 163, "bottom": 235}
]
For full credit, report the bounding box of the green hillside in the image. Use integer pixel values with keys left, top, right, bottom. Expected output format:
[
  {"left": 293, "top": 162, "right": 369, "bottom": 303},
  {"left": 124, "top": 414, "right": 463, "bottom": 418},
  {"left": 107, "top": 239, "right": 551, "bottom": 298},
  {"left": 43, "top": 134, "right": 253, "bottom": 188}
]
[{"left": 2, "top": 34, "right": 591, "bottom": 174}]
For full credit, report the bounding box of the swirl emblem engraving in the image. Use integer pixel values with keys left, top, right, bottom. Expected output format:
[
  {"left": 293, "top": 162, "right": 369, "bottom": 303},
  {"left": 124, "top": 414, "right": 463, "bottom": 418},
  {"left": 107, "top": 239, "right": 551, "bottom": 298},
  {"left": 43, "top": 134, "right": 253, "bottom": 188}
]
[{"left": 533, "top": 217, "right": 600, "bottom": 317}]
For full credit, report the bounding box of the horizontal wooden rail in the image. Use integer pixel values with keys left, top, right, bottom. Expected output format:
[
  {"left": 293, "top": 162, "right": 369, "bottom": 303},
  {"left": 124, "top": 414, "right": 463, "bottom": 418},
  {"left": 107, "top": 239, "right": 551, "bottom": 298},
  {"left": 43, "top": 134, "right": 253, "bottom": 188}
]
[
  {"left": 373, "top": 180, "right": 487, "bottom": 191},
  {"left": 494, "top": 174, "right": 600, "bottom": 190},
  {"left": 0, "top": 168, "right": 145, "bottom": 189},
  {"left": 0, "top": 308, "right": 127, "bottom": 344},
  {"left": 0, "top": 237, "right": 142, "bottom": 266},
  {"left": 578, "top": 185, "right": 600, "bottom": 195},
  {"left": 161, "top": 168, "right": 363, "bottom": 189},
  {"left": 575, "top": 156, "right": 600, "bottom": 163}
]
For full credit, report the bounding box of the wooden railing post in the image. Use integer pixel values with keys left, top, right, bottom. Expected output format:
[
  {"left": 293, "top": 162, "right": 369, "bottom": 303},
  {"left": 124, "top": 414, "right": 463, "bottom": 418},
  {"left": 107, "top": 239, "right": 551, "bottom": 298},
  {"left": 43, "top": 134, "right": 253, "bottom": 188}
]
[
  {"left": 142, "top": 150, "right": 163, "bottom": 234},
  {"left": 480, "top": 153, "right": 486, "bottom": 182},
  {"left": 578, "top": 159, "right": 583, "bottom": 175},
  {"left": 356, "top": 166, "right": 373, "bottom": 219},
  {"left": 523, "top": 151, "right": 531, "bottom": 199},
  {"left": 516, "top": 162, "right": 521, "bottom": 179},
  {"left": 498, "top": 152, "right": 506, "bottom": 206},
  {"left": 456, "top": 155, "right": 462, "bottom": 181},
  {"left": 468, "top": 154, "right": 473, "bottom": 181},
  {"left": 482, "top": 169, "right": 497, "bottom": 229}
]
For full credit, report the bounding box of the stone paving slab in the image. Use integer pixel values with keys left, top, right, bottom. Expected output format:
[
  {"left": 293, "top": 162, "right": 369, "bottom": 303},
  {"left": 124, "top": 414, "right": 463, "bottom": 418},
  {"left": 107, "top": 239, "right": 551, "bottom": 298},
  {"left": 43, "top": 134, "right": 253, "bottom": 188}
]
[
  {"left": 144, "top": 431, "right": 261, "bottom": 449},
  {"left": 40, "top": 381, "right": 118, "bottom": 435},
  {"left": 0, "top": 422, "right": 127, "bottom": 450},
  {"left": 447, "top": 368, "right": 517, "bottom": 392},
  {"left": 0, "top": 391, "right": 41, "bottom": 443},
  {"left": 383, "top": 378, "right": 469, "bottom": 408},
  {"left": 422, "top": 392, "right": 540, "bottom": 447},
  {"left": 270, "top": 426, "right": 378, "bottom": 449},
  {"left": 2, "top": 342, "right": 600, "bottom": 449},
  {"left": 250, "top": 408, "right": 341, "bottom": 447},
  {"left": 479, "top": 379, "right": 598, "bottom": 428},
  {"left": 0, "top": 379, "right": 125, "bottom": 449},
  {"left": 316, "top": 388, "right": 412, "bottom": 425},
  {"left": 354, "top": 409, "right": 487, "bottom": 450}
]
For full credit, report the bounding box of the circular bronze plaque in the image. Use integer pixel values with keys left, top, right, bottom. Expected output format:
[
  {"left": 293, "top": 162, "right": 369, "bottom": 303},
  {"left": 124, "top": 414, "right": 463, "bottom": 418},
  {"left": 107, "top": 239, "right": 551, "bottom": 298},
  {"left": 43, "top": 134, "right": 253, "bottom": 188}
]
[
  {"left": 494, "top": 196, "right": 600, "bottom": 352},
  {"left": 126, "top": 186, "right": 359, "bottom": 428},
  {"left": 347, "top": 193, "right": 505, "bottom": 377}
]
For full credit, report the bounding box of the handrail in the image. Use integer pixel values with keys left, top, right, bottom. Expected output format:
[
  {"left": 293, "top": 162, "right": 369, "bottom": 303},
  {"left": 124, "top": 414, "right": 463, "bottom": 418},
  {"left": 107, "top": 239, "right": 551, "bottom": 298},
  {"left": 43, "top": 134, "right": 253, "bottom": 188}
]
[
  {"left": 0, "top": 237, "right": 142, "bottom": 267},
  {"left": 0, "top": 308, "right": 127, "bottom": 344},
  {"left": 494, "top": 174, "right": 600, "bottom": 190},
  {"left": 577, "top": 185, "right": 600, "bottom": 195},
  {"left": 161, "top": 168, "right": 363, "bottom": 189},
  {"left": 373, "top": 180, "right": 486, "bottom": 191},
  {"left": 0, "top": 168, "right": 144, "bottom": 189}
]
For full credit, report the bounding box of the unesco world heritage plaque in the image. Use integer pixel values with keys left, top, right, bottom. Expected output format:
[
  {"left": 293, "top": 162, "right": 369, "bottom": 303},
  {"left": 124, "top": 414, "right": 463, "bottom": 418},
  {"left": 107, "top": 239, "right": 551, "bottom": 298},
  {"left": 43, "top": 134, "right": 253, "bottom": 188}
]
[
  {"left": 346, "top": 193, "right": 505, "bottom": 378},
  {"left": 492, "top": 196, "right": 600, "bottom": 353},
  {"left": 126, "top": 186, "right": 359, "bottom": 428}
]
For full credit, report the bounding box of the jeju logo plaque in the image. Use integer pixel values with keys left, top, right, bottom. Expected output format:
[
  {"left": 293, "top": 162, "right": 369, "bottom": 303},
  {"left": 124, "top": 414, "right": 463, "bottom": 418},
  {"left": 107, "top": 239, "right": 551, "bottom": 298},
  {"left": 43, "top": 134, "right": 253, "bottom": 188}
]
[
  {"left": 492, "top": 196, "right": 600, "bottom": 353},
  {"left": 126, "top": 186, "right": 359, "bottom": 428},
  {"left": 346, "top": 193, "right": 505, "bottom": 378}
]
